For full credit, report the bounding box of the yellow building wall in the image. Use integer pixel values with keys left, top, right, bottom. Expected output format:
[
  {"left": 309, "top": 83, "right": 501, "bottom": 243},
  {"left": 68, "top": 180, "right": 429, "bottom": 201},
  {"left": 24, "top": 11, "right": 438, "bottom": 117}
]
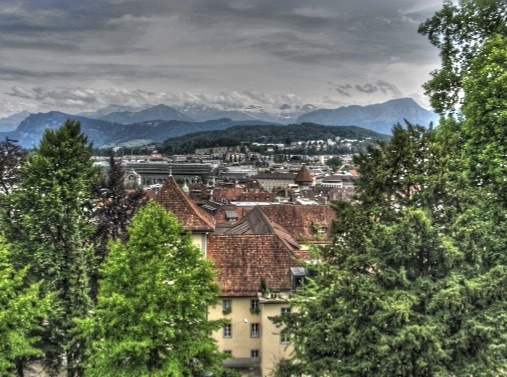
[
  {"left": 209, "top": 297, "right": 262, "bottom": 359},
  {"left": 208, "top": 296, "right": 294, "bottom": 377},
  {"left": 191, "top": 233, "right": 207, "bottom": 255},
  {"left": 260, "top": 302, "right": 294, "bottom": 377}
]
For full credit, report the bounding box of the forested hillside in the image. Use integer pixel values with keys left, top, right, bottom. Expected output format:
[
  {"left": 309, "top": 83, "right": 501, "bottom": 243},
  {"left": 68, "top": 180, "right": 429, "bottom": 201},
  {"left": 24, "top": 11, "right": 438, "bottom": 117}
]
[{"left": 161, "top": 123, "right": 390, "bottom": 154}]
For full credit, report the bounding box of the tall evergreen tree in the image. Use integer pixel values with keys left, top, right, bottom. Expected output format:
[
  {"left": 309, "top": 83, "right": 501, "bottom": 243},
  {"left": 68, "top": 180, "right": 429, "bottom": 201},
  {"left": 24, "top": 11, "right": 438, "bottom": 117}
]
[
  {"left": 91, "top": 152, "right": 145, "bottom": 299},
  {"left": 3, "top": 120, "right": 101, "bottom": 376},
  {"left": 0, "top": 138, "right": 27, "bottom": 195},
  {"left": 0, "top": 235, "right": 51, "bottom": 377},
  {"left": 274, "top": 120, "right": 507, "bottom": 376},
  {"left": 79, "top": 201, "right": 224, "bottom": 376},
  {"left": 274, "top": 2, "right": 507, "bottom": 374}
]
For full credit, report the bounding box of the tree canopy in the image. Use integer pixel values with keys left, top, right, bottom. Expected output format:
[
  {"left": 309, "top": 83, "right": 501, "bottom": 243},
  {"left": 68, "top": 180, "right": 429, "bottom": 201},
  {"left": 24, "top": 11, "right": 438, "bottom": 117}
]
[
  {"left": 80, "top": 201, "right": 224, "bottom": 376},
  {"left": 0, "top": 236, "right": 51, "bottom": 377},
  {"left": 418, "top": 0, "right": 507, "bottom": 114},
  {"left": 274, "top": 3, "right": 507, "bottom": 373},
  {"left": 2, "top": 120, "right": 101, "bottom": 375}
]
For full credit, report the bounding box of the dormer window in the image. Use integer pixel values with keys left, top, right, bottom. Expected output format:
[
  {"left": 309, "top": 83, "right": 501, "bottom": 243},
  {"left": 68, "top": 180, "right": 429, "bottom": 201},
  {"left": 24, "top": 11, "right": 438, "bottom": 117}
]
[{"left": 290, "top": 267, "right": 308, "bottom": 291}]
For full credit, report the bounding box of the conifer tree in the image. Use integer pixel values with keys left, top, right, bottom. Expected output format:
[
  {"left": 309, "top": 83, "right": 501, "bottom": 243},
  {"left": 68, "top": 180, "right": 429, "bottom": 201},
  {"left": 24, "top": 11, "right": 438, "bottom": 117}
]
[
  {"left": 3, "top": 120, "right": 101, "bottom": 376},
  {"left": 0, "top": 138, "right": 27, "bottom": 195},
  {"left": 274, "top": 2, "right": 507, "bottom": 374},
  {"left": 91, "top": 152, "right": 145, "bottom": 299},
  {"left": 80, "top": 201, "right": 224, "bottom": 376},
  {"left": 275, "top": 120, "right": 507, "bottom": 376}
]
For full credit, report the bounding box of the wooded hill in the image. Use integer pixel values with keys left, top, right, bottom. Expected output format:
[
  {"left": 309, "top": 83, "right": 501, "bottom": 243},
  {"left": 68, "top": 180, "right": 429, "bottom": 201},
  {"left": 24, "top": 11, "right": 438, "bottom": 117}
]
[{"left": 160, "top": 123, "right": 391, "bottom": 154}]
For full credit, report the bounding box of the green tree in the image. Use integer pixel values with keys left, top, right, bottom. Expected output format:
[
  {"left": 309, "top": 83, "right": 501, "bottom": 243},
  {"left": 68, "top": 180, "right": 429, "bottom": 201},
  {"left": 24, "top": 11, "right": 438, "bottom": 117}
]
[
  {"left": 0, "top": 138, "right": 27, "bottom": 195},
  {"left": 91, "top": 152, "right": 145, "bottom": 299},
  {"left": 274, "top": 120, "right": 507, "bottom": 376},
  {"left": 324, "top": 156, "right": 342, "bottom": 172},
  {"left": 80, "top": 201, "right": 224, "bottom": 376},
  {"left": 3, "top": 120, "right": 101, "bottom": 376},
  {"left": 0, "top": 235, "right": 51, "bottom": 377},
  {"left": 418, "top": 0, "right": 507, "bottom": 114},
  {"left": 459, "top": 34, "right": 507, "bottom": 205}
]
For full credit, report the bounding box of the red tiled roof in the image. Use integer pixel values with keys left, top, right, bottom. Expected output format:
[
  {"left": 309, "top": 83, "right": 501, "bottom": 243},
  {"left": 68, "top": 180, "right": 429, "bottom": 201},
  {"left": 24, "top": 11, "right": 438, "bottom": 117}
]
[
  {"left": 208, "top": 234, "right": 308, "bottom": 297},
  {"left": 251, "top": 172, "right": 297, "bottom": 180},
  {"left": 212, "top": 186, "right": 275, "bottom": 203},
  {"left": 223, "top": 207, "right": 300, "bottom": 249},
  {"left": 155, "top": 176, "right": 215, "bottom": 232},
  {"left": 259, "top": 204, "right": 336, "bottom": 244},
  {"left": 294, "top": 165, "right": 313, "bottom": 184}
]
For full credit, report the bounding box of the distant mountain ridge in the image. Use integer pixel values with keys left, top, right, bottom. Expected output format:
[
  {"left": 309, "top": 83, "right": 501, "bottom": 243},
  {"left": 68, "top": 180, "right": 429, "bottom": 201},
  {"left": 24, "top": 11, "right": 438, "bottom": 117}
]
[
  {"left": 0, "top": 98, "right": 437, "bottom": 148},
  {"left": 0, "top": 110, "right": 31, "bottom": 132},
  {"left": 99, "top": 104, "right": 194, "bottom": 123},
  {"left": 297, "top": 98, "right": 438, "bottom": 135},
  {"left": 2, "top": 112, "right": 281, "bottom": 149}
]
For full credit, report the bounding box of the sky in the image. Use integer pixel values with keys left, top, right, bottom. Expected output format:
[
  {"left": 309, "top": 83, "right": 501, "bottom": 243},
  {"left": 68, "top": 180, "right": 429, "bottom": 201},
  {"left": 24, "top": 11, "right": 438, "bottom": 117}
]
[{"left": 0, "top": 0, "right": 445, "bottom": 118}]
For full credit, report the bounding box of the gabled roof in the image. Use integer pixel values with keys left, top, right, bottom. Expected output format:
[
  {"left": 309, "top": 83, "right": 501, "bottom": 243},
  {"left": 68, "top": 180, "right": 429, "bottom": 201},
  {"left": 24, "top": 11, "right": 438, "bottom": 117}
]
[
  {"left": 223, "top": 207, "right": 300, "bottom": 249},
  {"left": 155, "top": 176, "right": 215, "bottom": 232},
  {"left": 207, "top": 234, "right": 308, "bottom": 297},
  {"left": 294, "top": 165, "right": 313, "bottom": 184},
  {"left": 259, "top": 204, "right": 336, "bottom": 244}
]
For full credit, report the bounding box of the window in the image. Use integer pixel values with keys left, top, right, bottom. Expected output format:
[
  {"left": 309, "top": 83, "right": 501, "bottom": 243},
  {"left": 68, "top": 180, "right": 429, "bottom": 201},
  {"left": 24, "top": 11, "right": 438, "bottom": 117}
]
[
  {"left": 251, "top": 349, "right": 260, "bottom": 358},
  {"left": 224, "top": 350, "right": 232, "bottom": 356},
  {"left": 222, "top": 299, "right": 232, "bottom": 315},
  {"left": 250, "top": 299, "right": 260, "bottom": 314},
  {"left": 317, "top": 226, "right": 327, "bottom": 234},
  {"left": 250, "top": 299, "right": 259, "bottom": 311},
  {"left": 281, "top": 307, "right": 291, "bottom": 315},
  {"left": 250, "top": 323, "right": 260, "bottom": 338},
  {"left": 223, "top": 324, "right": 232, "bottom": 338},
  {"left": 280, "top": 330, "right": 290, "bottom": 344}
]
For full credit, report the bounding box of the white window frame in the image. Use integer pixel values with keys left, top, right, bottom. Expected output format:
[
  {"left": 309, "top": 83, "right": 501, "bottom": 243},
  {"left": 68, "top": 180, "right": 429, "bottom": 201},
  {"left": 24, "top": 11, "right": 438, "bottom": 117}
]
[
  {"left": 223, "top": 324, "right": 232, "bottom": 338},
  {"left": 280, "top": 330, "right": 290, "bottom": 344},
  {"left": 250, "top": 299, "right": 259, "bottom": 311},
  {"left": 250, "top": 323, "right": 260, "bottom": 338},
  {"left": 281, "top": 307, "right": 291, "bottom": 315}
]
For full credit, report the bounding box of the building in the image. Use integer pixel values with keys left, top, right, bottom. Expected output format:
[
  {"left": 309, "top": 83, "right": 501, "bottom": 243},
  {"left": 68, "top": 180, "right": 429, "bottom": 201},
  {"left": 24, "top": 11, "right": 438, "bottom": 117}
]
[
  {"left": 208, "top": 208, "right": 309, "bottom": 376},
  {"left": 155, "top": 176, "right": 215, "bottom": 254},
  {"left": 249, "top": 172, "right": 297, "bottom": 192},
  {"left": 153, "top": 177, "right": 335, "bottom": 376}
]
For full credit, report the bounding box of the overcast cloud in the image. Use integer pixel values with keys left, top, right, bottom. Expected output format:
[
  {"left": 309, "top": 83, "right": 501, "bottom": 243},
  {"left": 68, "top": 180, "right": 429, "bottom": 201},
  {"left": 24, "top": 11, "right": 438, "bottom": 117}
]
[{"left": 0, "top": 0, "right": 443, "bottom": 117}]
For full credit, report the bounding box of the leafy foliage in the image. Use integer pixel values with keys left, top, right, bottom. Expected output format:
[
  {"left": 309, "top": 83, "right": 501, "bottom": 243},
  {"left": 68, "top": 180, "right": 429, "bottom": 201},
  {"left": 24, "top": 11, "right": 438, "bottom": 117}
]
[
  {"left": 460, "top": 34, "right": 507, "bottom": 205},
  {"left": 80, "top": 201, "right": 224, "bottom": 376},
  {"left": 418, "top": 0, "right": 507, "bottom": 114},
  {"left": 0, "top": 236, "right": 51, "bottom": 377}
]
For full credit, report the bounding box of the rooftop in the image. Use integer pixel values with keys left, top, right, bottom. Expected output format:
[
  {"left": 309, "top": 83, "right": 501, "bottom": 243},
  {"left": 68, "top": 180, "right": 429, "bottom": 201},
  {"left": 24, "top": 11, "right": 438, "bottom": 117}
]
[{"left": 155, "top": 176, "right": 215, "bottom": 232}]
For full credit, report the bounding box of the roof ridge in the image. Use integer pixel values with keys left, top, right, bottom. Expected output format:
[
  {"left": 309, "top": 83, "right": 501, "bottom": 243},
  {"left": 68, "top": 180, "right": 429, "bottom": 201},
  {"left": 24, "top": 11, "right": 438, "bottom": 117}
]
[{"left": 155, "top": 176, "right": 215, "bottom": 231}]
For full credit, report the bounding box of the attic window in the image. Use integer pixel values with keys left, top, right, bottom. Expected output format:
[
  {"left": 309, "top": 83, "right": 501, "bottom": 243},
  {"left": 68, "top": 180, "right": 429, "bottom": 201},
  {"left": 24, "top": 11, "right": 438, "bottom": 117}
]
[
  {"left": 317, "top": 227, "right": 327, "bottom": 234},
  {"left": 290, "top": 267, "right": 308, "bottom": 291}
]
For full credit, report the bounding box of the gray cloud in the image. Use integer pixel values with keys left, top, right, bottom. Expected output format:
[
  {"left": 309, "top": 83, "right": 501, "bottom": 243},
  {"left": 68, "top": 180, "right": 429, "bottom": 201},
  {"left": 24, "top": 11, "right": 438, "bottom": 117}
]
[
  {"left": 0, "top": 0, "right": 442, "bottom": 116},
  {"left": 331, "top": 81, "right": 403, "bottom": 99}
]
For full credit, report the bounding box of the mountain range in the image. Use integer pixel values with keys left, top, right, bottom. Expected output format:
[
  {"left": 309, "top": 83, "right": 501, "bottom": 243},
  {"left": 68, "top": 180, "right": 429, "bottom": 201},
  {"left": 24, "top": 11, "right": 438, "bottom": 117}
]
[
  {"left": 297, "top": 98, "right": 438, "bottom": 135},
  {"left": 0, "top": 98, "right": 438, "bottom": 149}
]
